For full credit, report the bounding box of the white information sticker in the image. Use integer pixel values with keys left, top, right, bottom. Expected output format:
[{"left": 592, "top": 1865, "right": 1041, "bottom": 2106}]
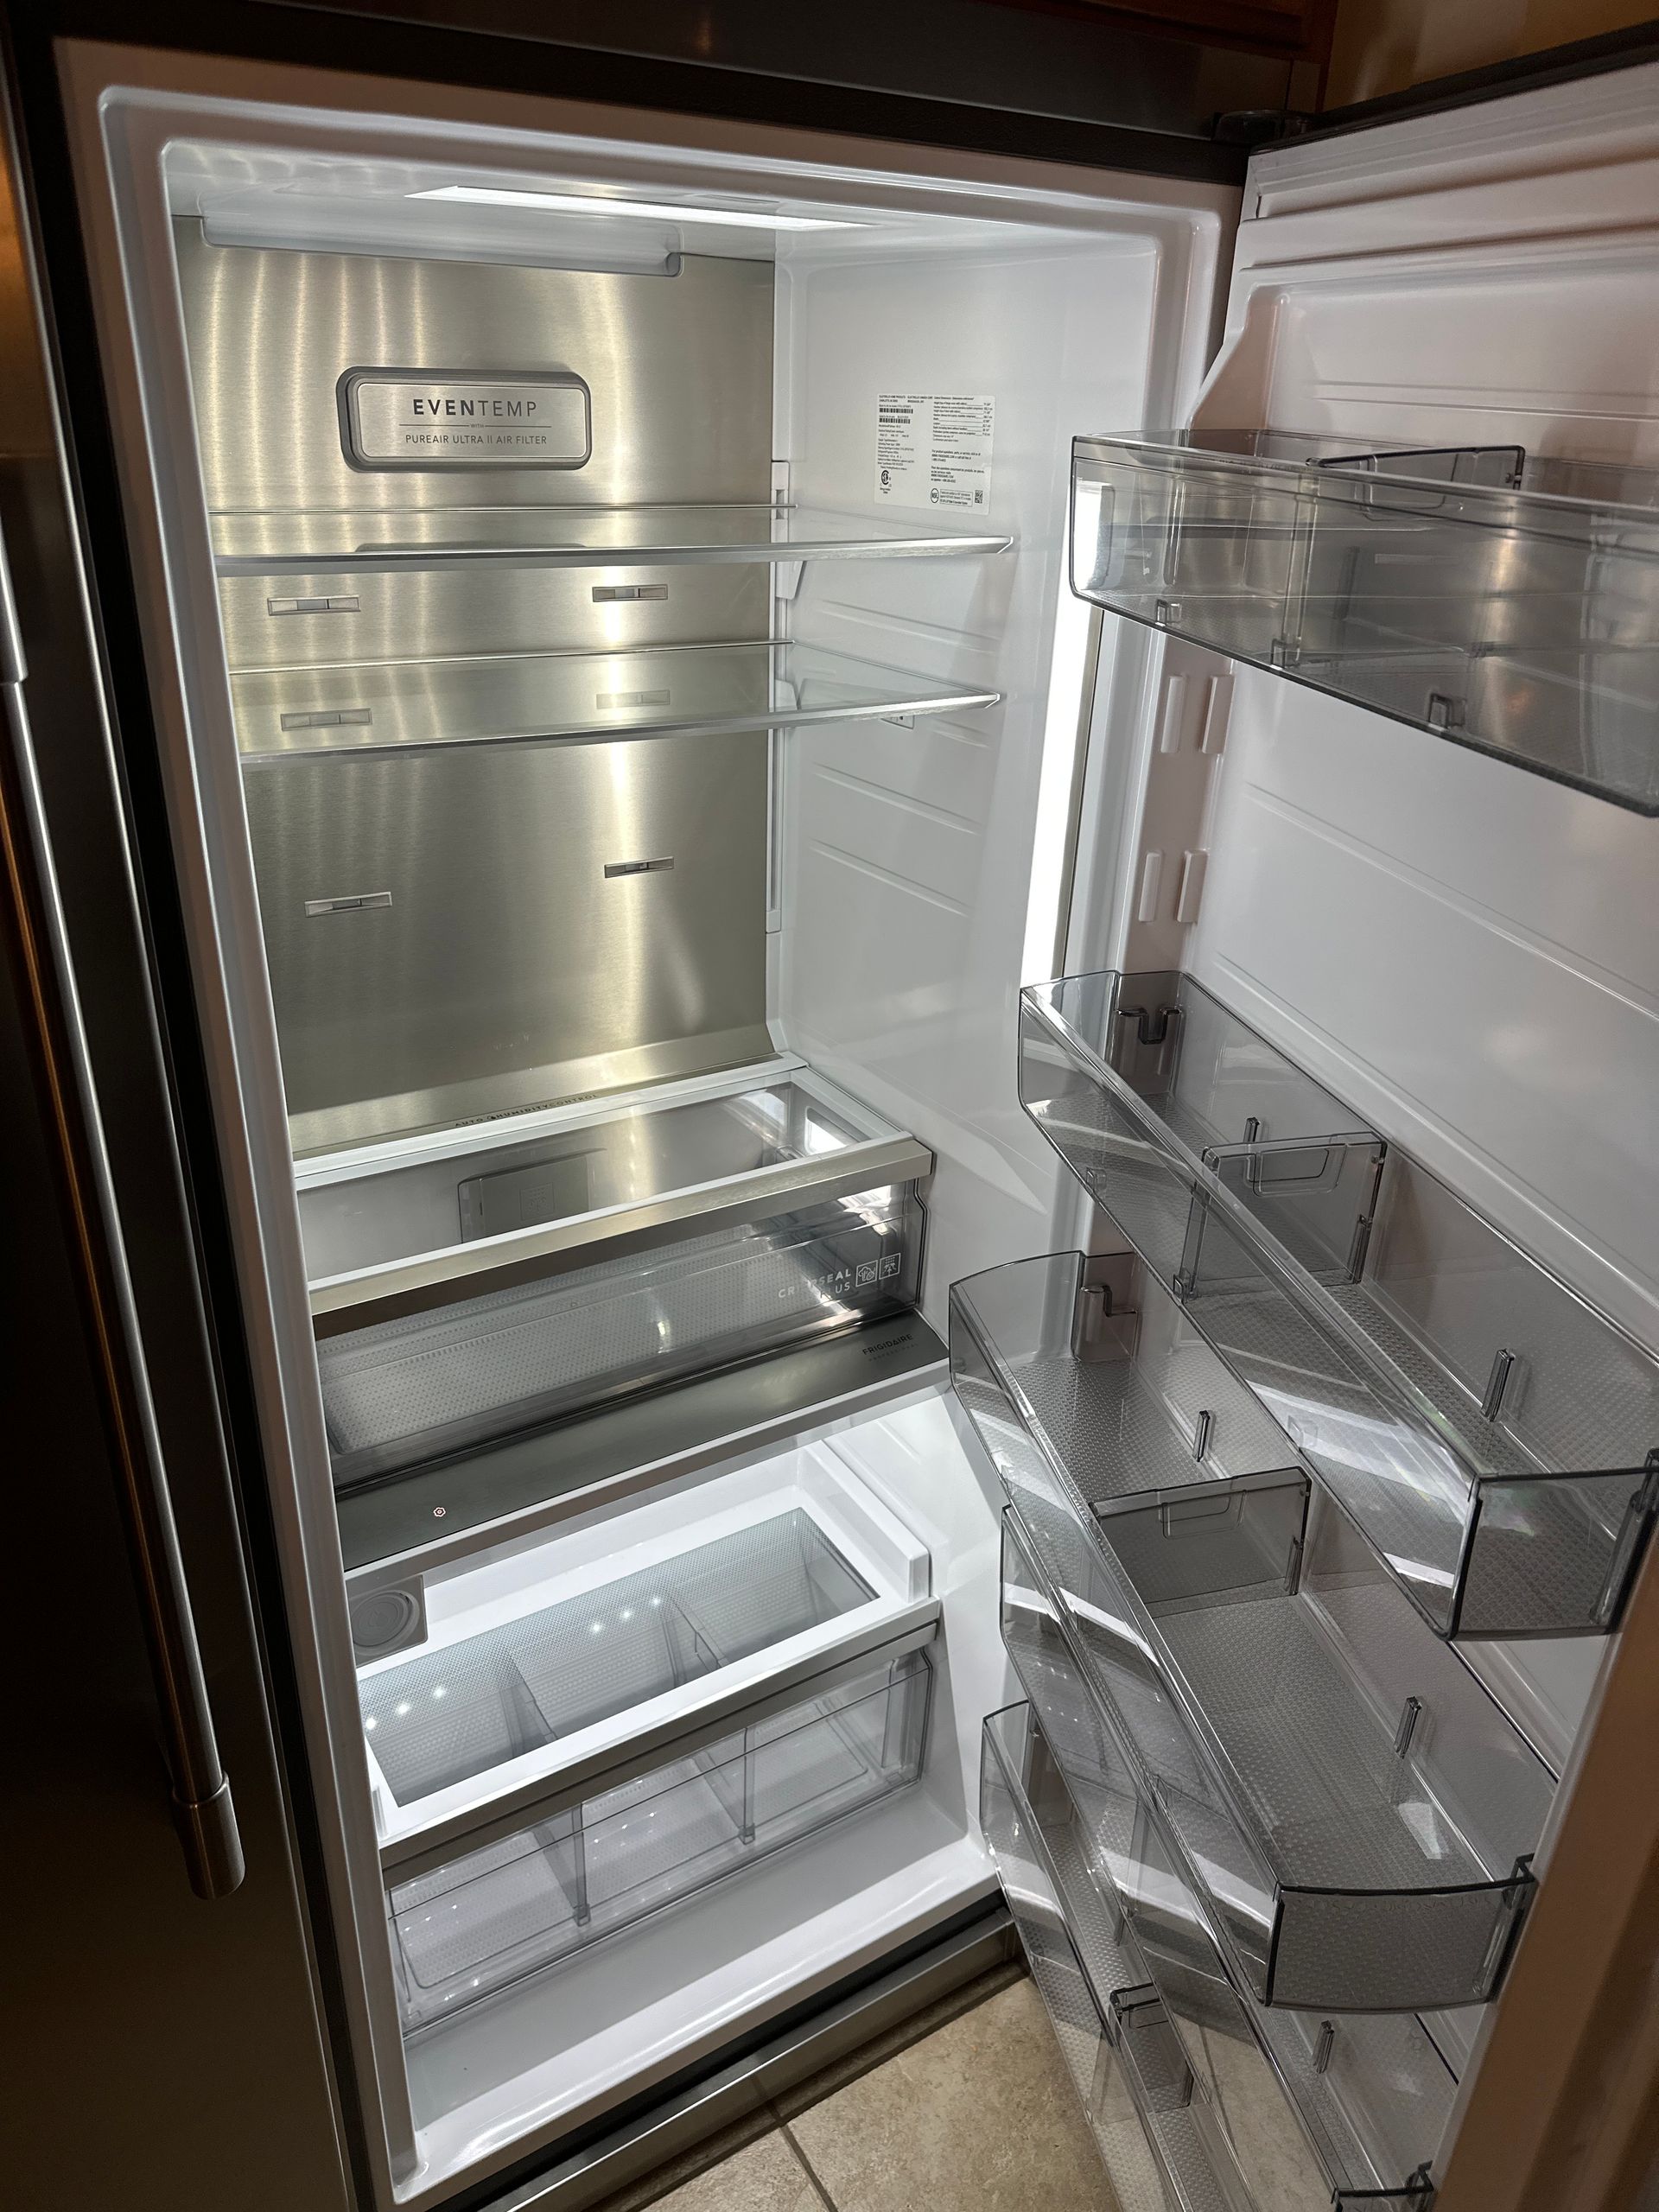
[{"left": 874, "top": 392, "right": 995, "bottom": 514}]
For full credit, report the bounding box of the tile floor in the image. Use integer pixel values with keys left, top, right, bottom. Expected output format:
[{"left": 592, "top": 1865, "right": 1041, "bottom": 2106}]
[{"left": 592, "top": 1965, "right": 1121, "bottom": 2212}]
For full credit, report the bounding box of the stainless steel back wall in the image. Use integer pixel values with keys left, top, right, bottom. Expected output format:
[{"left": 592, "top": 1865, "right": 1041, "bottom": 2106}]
[
  {"left": 249, "top": 734, "right": 769, "bottom": 1153},
  {"left": 175, "top": 226, "right": 774, "bottom": 1148},
  {"left": 178, "top": 224, "right": 772, "bottom": 518},
  {"left": 216, "top": 563, "right": 764, "bottom": 671}
]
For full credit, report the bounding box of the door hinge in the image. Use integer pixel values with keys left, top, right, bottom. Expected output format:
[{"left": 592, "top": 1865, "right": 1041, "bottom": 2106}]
[{"left": 1212, "top": 108, "right": 1312, "bottom": 147}]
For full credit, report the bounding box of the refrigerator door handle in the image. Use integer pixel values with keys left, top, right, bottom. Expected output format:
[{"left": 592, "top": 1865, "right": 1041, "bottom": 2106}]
[{"left": 0, "top": 518, "right": 243, "bottom": 1899}]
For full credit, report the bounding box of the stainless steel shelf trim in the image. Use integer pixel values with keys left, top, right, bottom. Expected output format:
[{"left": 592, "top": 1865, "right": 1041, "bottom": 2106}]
[{"left": 292, "top": 1055, "right": 812, "bottom": 1188}]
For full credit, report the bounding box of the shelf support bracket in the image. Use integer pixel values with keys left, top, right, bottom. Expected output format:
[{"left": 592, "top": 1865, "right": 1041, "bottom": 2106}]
[
  {"left": 1401, "top": 2162, "right": 1438, "bottom": 2211},
  {"left": 1476, "top": 1854, "right": 1536, "bottom": 1999},
  {"left": 1111, "top": 1001, "right": 1183, "bottom": 1095},
  {"left": 1072, "top": 1253, "right": 1139, "bottom": 1365}
]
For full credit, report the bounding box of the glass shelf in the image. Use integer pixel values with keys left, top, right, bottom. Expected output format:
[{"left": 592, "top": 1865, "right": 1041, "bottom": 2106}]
[
  {"left": 1019, "top": 967, "right": 1659, "bottom": 1640},
  {"left": 1071, "top": 430, "right": 1659, "bottom": 813},
  {"left": 998, "top": 1464, "right": 1550, "bottom": 2017},
  {"left": 232, "top": 641, "right": 1001, "bottom": 762},
  {"left": 986, "top": 1678, "right": 1448, "bottom": 2212},
  {"left": 213, "top": 500, "right": 1014, "bottom": 577},
  {"left": 391, "top": 1646, "right": 931, "bottom": 2032},
  {"left": 957, "top": 1244, "right": 1553, "bottom": 2013}
]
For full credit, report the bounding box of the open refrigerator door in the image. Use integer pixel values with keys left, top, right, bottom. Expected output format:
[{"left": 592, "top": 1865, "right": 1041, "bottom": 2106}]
[{"left": 964, "top": 54, "right": 1659, "bottom": 2212}]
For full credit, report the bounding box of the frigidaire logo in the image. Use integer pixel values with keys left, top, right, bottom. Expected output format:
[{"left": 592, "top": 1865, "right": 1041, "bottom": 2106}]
[{"left": 410, "top": 395, "right": 541, "bottom": 418}]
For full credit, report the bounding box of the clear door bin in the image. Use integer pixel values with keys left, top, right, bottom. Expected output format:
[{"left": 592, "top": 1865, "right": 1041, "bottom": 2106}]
[
  {"left": 390, "top": 1647, "right": 931, "bottom": 2031},
  {"left": 986, "top": 1699, "right": 1256, "bottom": 2212},
  {"left": 988, "top": 1656, "right": 1450, "bottom": 2212},
  {"left": 318, "top": 1184, "right": 923, "bottom": 1486},
  {"left": 1020, "top": 967, "right": 1659, "bottom": 1640},
  {"left": 1001, "top": 1482, "right": 1551, "bottom": 2015},
  {"left": 1070, "top": 430, "right": 1659, "bottom": 815},
  {"left": 950, "top": 1249, "right": 1302, "bottom": 1529}
]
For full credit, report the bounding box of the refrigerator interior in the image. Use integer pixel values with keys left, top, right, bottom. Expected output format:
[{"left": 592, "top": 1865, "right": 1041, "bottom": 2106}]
[
  {"left": 73, "top": 54, "right": 1233, "bottom": 2210},
  {"left": 68, "top": 41, "right": 1659, "bottom": 2212}
]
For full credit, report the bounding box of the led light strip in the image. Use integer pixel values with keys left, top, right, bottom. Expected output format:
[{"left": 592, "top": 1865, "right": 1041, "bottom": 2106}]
[{"left": 410, "top": 183, "right": 861, "bottom": 232}]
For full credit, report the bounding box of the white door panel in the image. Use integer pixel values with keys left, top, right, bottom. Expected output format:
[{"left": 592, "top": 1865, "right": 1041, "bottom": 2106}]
[
  {"left": 1192, "top": 671, "right": 1659, "bottom": 1341},
  {"left": 1166, "top": 66, "right": 1659, "bottom": 1351}
]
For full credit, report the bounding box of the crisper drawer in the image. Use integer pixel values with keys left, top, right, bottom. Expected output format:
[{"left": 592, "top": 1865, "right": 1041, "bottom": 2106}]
[
  {"left": 391, "top": 1646, "right": 931, "bottom": 2031},
  {"left": 319, "top": 1184, "right": 923, "bottom": 1486},
  {"left": 1002, "top": 1478, "right": 1548, "bottom": 2015},
  {"left": 354, "top": 1443, "right": 935, "bottom": 1869}
]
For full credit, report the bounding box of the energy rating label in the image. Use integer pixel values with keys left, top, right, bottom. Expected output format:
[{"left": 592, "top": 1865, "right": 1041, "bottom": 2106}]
[{"left": 874, "top": 392, "right": 995, "bottom": 512}]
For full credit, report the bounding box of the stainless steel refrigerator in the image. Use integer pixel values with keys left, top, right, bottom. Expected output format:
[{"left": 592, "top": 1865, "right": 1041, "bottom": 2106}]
[{"left": 8, "top": 11, "right": 1659, "bottom": 2211}]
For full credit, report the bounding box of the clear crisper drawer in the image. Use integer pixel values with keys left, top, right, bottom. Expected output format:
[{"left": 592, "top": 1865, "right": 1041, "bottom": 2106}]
[
  {"left": 318, "top": 1184, "right": 922, "bottom": 1486},
  {"left": 1019, "top": 968, "right": 1659, "bottom": 1641},
  {"left": 355, "top": 1443, "right": 934, "bottom": 1867},
  {"left": 302, "top": 1066, "right": 930, "bottom": 1335},
  {"left": 999, "top": 1484, "right": 1551, "bottom": 2015},
  {"left": 361, "top": 1510, "right": 869, "bottom": 1805},
  {"left": 391, "top": 1648, "right": 931, "bottom": 2031},
  {"left": 1070, "top": 430, "right": 1659, "bottom": 815}
]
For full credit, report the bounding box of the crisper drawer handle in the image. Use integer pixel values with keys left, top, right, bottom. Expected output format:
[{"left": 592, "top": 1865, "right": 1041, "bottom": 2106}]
[{"left": 0, "top": 519, "right": 242, "bottom": 1898}]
